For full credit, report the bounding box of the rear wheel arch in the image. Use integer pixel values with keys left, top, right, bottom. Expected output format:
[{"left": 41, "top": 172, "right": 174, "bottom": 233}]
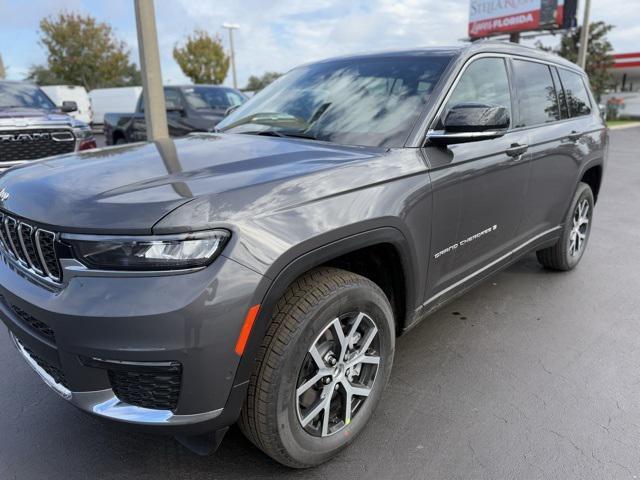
[
  {"left": 111, "top": 130, "right": 126, "bottom": 144},
  {"left": 580, "top": 164, "right": 603, "bottom": 203}
]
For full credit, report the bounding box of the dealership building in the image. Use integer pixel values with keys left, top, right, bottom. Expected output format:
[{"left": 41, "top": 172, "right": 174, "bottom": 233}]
[
  {"left": 603, "top": 53, "right": 640, "bottom": 118},
  {"left": 610, "top": 53, "right": 640, "bottom": 92}
]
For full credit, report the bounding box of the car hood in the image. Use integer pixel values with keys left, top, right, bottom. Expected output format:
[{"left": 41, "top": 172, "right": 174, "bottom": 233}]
[
  {"left": 0, "top": 133, "right": 387, "bottom": 234},
  {"left": 0, "top": 108, "right": 76, "bottom": 127}
]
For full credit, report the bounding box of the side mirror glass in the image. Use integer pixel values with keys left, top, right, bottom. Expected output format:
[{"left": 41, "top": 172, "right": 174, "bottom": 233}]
[
  {"left": 61, "top": 101, "right": 78, "bottom": 113},
  {"left": 428, "top": 103, "right": 510, "bottom": 145}
]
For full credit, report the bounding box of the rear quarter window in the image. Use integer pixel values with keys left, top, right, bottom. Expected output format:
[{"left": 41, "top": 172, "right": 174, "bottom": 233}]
[{"left": 558, "top": 69, "right": 592, "bottom": 117}]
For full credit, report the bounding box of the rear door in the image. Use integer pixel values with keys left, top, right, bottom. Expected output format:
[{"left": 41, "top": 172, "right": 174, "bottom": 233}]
[
  {"left": 514, "top": 60, "right": 601, "bottom": 239},
  {"left": 424, "top": 56, "right": 530, "bottom": 301}
]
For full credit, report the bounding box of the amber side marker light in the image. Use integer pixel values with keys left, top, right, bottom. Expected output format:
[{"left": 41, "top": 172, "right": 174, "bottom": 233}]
[{"left": 235, "top": 304, "right": 260, "bottom": 356}]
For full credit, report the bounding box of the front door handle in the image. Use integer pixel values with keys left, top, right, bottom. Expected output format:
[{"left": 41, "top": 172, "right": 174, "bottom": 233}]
[
  {"left": 505, "top": 143, "right": 528, "bottom": 158},
  {"left": 568, "top": 130, "right": 583, "bottom": 142}
]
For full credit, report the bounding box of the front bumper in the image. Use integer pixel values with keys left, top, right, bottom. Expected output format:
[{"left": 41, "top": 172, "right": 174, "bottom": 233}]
[
  {"left": 0, "top": 250, "right": 265, "bottom": 435},
  {"left": 12, "top": 334, "right": 223, "bottom": 426}
]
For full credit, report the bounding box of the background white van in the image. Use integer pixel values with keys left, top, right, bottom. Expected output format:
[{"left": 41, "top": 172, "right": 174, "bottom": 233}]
[
  {"left": 41, "top": 85, "right": 92, "bottom": 124},
  {"left": 89, "top": 87, "right": 143, "bottom": 127}
]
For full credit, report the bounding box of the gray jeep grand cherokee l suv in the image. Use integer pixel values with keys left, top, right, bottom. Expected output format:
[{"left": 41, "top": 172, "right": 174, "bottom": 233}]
[{"left": 0, "top": 42, "right": 606, "bottom": 468}]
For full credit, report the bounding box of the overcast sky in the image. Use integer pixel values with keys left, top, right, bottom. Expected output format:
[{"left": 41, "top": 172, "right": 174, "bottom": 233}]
[{"left": 0, "top": 0, "right": 638, "bottom": 88}]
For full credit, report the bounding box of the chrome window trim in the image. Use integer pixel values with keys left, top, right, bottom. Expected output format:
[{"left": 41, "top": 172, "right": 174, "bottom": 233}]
[
  {"left": 424, "top": 52, "right": 596, "bottom": 144},
  {"left": 427, "top": 130, "right": 507, "bottom": 141}
]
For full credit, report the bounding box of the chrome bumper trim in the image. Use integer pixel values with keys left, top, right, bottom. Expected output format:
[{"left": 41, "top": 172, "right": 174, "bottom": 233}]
[
  {"left": 12, "top": 334, "right": 72, "bottom": 400},
  {"left": 12, "top": 334, "right": 223, "bottom": 426}
]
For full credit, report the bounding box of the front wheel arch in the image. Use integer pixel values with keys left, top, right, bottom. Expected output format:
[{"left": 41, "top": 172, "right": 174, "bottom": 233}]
[{"left": 232, "top": 227, "right": 416, "bottom": 390}]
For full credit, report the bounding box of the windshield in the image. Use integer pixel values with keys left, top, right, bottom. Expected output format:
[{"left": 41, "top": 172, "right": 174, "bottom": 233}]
[
  {"left": 183, "top": 86, "right": 246, "bottom": 111},
  {"left": 0, "top": 83, "right": 56, "bottom": 110},
  {"left": 217, "top": 55, "right": 452, "bottom": 147}
]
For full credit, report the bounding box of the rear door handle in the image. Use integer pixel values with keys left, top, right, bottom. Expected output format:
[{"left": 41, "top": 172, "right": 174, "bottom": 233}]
[
  {"left": 505, "top": 143, "right": 528, "bottom": 158},
  {"left": 568, "top": 131, "right": 583, "bottom": 142}
]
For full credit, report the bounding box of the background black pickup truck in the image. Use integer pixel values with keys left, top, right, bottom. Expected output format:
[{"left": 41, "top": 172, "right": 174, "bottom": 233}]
[{"left": 103, "top": 84, "right": 247, "bottom": 145}]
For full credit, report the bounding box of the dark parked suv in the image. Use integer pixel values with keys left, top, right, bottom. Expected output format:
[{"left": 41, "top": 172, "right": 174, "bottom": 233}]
[
  {"left": 103, "top": 85, "right": 248, "bottom": 145},
  {"left": 0, "top": 42, "right": 606, "bottom": 468}
]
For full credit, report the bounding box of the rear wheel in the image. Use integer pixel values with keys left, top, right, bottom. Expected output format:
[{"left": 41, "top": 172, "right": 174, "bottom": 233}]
[
  {"left": 239, "top": 267, "right": 395, "bottom": 468},
  {"left": 537, "top": 182, "right": 594, "bottom": 271}
]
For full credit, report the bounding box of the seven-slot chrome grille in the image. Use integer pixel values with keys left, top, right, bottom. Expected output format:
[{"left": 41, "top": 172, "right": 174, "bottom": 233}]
[{"left": 0, "top": 212, "right": 62, "bottom": 283}]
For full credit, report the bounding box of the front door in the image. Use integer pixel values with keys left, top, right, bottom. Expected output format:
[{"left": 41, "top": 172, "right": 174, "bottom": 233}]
[{"left": 423, "top": 56, "right": 531, "bottom": 303}]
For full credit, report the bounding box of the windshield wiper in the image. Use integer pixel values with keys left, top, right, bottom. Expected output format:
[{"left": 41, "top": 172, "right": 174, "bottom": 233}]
[
  {"left": 221, "top": 112, "right": 309, "bottom": 132},
  {"left": 248, "top": 130, "right": 318, "bottom": 140}
]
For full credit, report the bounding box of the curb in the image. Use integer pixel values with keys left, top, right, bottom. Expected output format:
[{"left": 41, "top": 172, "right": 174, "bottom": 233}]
[{"left": 608, "top": 123, "right": 640, "bottom": 130}]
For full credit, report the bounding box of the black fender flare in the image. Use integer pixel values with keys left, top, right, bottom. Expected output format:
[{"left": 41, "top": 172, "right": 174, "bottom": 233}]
[{"left": 233, "top": 225, "right": 417, "bottom": 388}]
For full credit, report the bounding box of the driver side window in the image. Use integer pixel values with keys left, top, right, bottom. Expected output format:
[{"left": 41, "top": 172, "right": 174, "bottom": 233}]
[{"left": 440, "top": 57, "right": 511, "bottom": 128}]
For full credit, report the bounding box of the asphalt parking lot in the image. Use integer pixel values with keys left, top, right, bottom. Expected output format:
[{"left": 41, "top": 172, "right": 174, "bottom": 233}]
[{"left": 1, "top": 127, "right": 639, "bottom": 479}]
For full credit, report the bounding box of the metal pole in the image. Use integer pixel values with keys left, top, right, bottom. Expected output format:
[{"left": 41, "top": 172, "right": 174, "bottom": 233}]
[
  {"left": 222, "top": 23, "right": 239, "bottom": 89},
  {"left": 134, "top": 0, "right": 168, "bottom": 141},
  {"left": 577, "top": 0, "right": 591, "bottom": 69},
  {"left": 509, "top": 32, "right": 521, "bottom": 43}
]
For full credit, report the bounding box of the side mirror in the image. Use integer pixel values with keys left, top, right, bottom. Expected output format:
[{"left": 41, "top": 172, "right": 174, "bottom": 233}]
[
  {"left": 166, "top": 104, "right": 184, "bottom": 115},
  {"left": 598, "top": 103, "right": 607, "bottom": 122},
  {"left": 61, "top": 101, "right": 78, "bottom": 113},
  {"left": 224, "top": 104, "right": 240, "bottom": 117},
  {"left": 428, "top": 103, "right": 510, "bottom": 145}
]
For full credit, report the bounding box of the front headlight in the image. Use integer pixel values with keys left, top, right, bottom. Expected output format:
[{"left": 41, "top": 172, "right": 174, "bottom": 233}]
[
  {"left": 62, "top": 230, "right": 230, "bottom": 271},
  {"left": 73, "top": 125, "right": 97, "bottom": 151},
  {"left": 73, "top": 125, "right": 93, "bottom": 139}
]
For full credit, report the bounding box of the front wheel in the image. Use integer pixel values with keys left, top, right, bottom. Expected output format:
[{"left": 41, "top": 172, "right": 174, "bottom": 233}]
[
  {"left": 537, "top": 182, "right": 594, "bottom": 271},
  {"left": 239, "top": 267, "right": 395, "bottom": 468}
]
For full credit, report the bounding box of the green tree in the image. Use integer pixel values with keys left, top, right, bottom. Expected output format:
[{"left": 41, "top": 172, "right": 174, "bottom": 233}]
[
  {"left": 173, "top": 31, "right": 229, "bottom": 84},
  {"left": 27, "top": 12, "right": 140, "bottom": 90},
  {"left": 0, "top": 54, "right": 6, "bottom": 80},
  {"left": 536, "top": 21, "right": 616, "bottom": 100},
  {"left": 245, "top": 71, "right": 282, "bottom": 92},
  {"left": 26, "top": 65, "right": 62, "bottom": 85}
]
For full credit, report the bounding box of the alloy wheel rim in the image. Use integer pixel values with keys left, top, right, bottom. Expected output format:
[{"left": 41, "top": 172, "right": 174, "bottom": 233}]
[
  {"left": 295, "top": 311, "right": 380, "bottom": 437},
  {"left": 569, "top": 198, "right": 590, "bottom": 257}
]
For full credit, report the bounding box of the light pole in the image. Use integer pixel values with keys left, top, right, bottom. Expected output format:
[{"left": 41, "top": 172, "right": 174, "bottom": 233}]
[
  {"left": 134, "top": 0, "right": 168, "bottom": 141},
  {"left": 222, "top": 23, "right": 239, "bottom": 89},
  {"left": 577, "top": 0, "right": 592, "bottom": 69}
]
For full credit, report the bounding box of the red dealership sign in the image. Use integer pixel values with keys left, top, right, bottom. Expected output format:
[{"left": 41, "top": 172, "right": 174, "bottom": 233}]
[{"left": 469, "top": 0, "right": 577, "bottom": 38}]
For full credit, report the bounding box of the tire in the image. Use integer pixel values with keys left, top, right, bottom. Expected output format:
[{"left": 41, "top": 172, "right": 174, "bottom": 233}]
[
  {"left": 114, "top": 137, "right": 127, "bottom": 145},
  {"left": 238, "top": 267, "right": 395, "bottom": 468},
  {"left": 536, "top": 182, "right": 594, "bottom": 271}
]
